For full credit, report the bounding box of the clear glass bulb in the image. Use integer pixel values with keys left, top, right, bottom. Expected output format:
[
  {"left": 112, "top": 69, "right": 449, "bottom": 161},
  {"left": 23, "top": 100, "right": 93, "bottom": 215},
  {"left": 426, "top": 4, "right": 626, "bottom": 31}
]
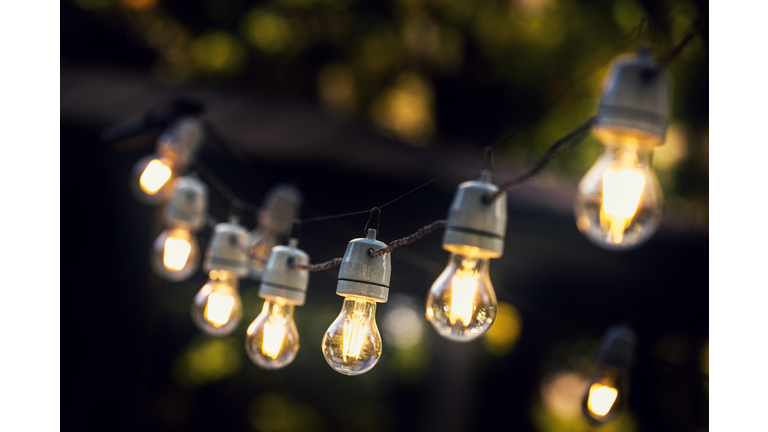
[
  {"left": 130, "top": 154, "right": 175, "bottom": 204},
  {"left": 575, "top": 135, "right": 663, "bottom": 250},
  {"left": 191, "top": 270, "right": 243, "bottom": 336},
  {"left": 581, "top": 365, "right": 627, "bottom": 425},
  {"left": 151, "top": 227, "right": 199, "bottom": 282},
  {"left": 245, "top": 299, "right": 299, "bottom": 369},
  {"left": 426, "top": 253, "right": 497, "bottom": 342},
  {"left": 322, "top": 296, "right": 382, "bottom": 376}
]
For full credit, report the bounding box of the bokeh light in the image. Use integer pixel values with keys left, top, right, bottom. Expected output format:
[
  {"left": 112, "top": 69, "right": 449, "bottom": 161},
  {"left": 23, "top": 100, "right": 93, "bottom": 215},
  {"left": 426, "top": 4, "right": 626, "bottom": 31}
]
[
  {"left": 172, "top": 336, "right": 242, "bottom": 388},
  {"left": 482, "top": 301, "right": 523, "bottom": 356},
  {"left": 371, "top": 73, "right": 435, "bottom": 146},
  {"left": 240, "top": 9, "right": 292, "bottom": 53},
  {"left": 191, "top": 30, "right": 247, "bottom": 76}
]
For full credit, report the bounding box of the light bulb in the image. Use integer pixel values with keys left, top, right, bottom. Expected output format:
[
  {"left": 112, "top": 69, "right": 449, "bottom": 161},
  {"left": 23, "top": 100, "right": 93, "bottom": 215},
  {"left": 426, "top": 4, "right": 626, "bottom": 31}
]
[
  {"left": 131, "top": 155, "right": 175, "bottom": 204},
  {"left": 245, "top": 299, "right": 299, "bottom": 369},
  {"left": 322, "top": 296, "right": 382, "bottom": 376},
  {"left": 191, "top": 270, "right": 243, "bottom": 336},
  {"left": 426, "top": 253, "right": 497, "bottom": 342},
  {"left": 152, "top": 227, "right": 200, "bottom": 281},
  {"left": 581, "top": 365, "right": 626, "bottom": 424},
  {"left": 575, "top": 138, "right": 662, "bottom": 249}
]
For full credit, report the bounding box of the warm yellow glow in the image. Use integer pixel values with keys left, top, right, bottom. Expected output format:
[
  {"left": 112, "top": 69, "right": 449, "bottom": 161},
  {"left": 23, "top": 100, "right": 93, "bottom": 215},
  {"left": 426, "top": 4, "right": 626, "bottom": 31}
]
[
  {"left": 601, "top": 167, "right": 645, "bottom": 243},
  {"left": 262, "top": 322, "right": 286, "bottom": 359},
  {"left": 482, "top": 302, "right": 522, "bottom": 356},
  {"left": 205, "top": 293, "right": 235, "bottom": 326},
  {"left": 342, "top": 309, "right": 368, "bottom": 361},
  {"left": 163, "top": 237, "right": 192, "bottom": 270},
  {"left": 587, "top": 383, "right": 619, "bottom": 417},
  {"left": 140, "top": 159, "right": 172, "bottom": 194},
  {"left": 450, "top": 261, "right": 478, "bottom": 326}
]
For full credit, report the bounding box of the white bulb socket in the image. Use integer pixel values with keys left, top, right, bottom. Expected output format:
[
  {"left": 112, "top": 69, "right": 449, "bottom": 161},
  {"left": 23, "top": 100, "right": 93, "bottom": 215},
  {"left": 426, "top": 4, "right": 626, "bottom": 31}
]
[
  {"left": 203, "top": 220, "right": 250, "bottom": 277},
  {"left": 595, "top": 51, "right": 671, "bottom": 144},
  {"left": 335, "top": 229, "right": 391, "bottom": 302},
  {"left": 164, "top": 176, "right": 208, "bottom": 231},
  {"left": 443, "top": 170, "right": 508, "bottom": 258},
  {"left": 258, "top": 239, "right": 310, "bottom": 306},
  {"left": 257, "top": 184, "right": 303, "bottom": 237}
]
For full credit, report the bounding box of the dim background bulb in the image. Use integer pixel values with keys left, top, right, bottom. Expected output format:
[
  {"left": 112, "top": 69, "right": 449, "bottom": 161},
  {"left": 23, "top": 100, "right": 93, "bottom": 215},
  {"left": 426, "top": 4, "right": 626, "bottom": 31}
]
[
  {"left": 574, "top": 142, "right": 662, "bottom": 249},
  {"left": 322, "top": 296, "right": 382, "bottom": 376},
  {"left": 246, "top": 300, "right": 299, "bottom": 369},
  {"left": 152, "top": 227, "right": 200, "bottom": 281},
  {"left": 426, "top": 253, "right": 497, "bottom": 342},
  {"left": 191, "top": 270, "right": 243, "bottom": 336}
]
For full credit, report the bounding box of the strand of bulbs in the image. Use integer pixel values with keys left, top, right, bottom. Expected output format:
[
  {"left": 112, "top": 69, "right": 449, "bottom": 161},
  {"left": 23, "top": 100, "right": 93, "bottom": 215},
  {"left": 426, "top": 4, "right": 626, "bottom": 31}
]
[{"left": 127, "top": 47, "right": 670, "bottom": 424}]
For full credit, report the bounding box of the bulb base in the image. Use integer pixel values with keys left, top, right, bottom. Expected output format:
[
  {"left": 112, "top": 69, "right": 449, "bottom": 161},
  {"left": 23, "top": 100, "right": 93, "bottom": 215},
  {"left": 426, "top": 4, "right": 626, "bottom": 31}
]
[
  {"left": 203, "top": 222, "right": 250, "bottom": 277},
  {"left": 443, "top": 171, "right": 507, "bottom": 258},
  {"left": 165, "top": 176, "right": 208, "bottom": 230},
  {"left": 596, "top": 325, "right": 637, "bottom": 370},
  {"left": 257, "top": 184, "right": 303, "bottom": 236},
  {"left": 156, "top": 117, "right": 205, "bottom": 170},
  {"left": 596, "top": 52, "right": 671, "bottom": 144},
  {"left": 258, "top": 239, "right": 310, "bottom": 306},
  {"left": 335, "top": 229, "right": 390, "bottom": 302}
]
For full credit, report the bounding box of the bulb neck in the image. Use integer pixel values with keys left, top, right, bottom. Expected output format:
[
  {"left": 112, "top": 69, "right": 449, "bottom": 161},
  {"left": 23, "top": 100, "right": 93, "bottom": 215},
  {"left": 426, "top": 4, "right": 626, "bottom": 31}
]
[
  {"left": 262, "top": 298, "right": 295, "bottom": 318},
  {"left": 342, "top": 296, "right": 377, "bottom": 318},
  {"left": 600, "top": 144, "right": 653, "bottom": 167}
]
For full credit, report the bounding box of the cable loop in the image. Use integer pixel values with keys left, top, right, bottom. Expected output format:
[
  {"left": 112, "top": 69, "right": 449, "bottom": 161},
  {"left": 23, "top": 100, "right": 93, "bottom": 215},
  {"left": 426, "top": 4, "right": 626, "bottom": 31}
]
[
  {"left": 479, "top": 146, "right": 495, "bottom": 177},
  {"left": 364, "top": 207, "right": 381, "bottom": 235}
]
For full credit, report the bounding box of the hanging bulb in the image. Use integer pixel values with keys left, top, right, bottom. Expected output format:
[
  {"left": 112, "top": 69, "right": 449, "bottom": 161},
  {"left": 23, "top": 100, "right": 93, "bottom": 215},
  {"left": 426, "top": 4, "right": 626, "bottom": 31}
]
[
  {"left": 426, "top": 253, "right": 496, "bottom": 341},
  {"left": 426, "top": 170, "right": 506, "bottom": 342},
  {"left": 575, "top": 49, "right": 670, "bottom": 249},
  {"left": 581, "top": 325, "right": 635, "bottom": 425},
  {"left": 151, "top": 176, "right": 207, "bottom": 281},
  {"left": 192, "top": 218, "right": 250, "bottom": 336},
  {"left": 192, "top": 270, "right": 244, "bottom": 336},
  {"left": 322, "top": 229, "right": 390, "bottom": 376},
  {"left": 248, "top": 184, "right": 303, "bottom": 281},
  {"left": 130, "top": 117, "right": 205, "bottom": 204},
  {"left": 245, "top": 239, "right": 309, "bottom": 370}
]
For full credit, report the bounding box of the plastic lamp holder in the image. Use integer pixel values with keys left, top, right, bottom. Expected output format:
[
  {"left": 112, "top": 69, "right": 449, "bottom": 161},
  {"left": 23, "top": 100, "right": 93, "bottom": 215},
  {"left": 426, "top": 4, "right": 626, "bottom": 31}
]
[
  {"left": 203, "top": 220, "right": 250, "bottom": 277},
  {"left": 336, "top": 229, "right": 391, "bottom": 302},
  {"left": 165, "top": 176, "right": 208, "bottom": 231},
  {"left": 258, "top": 238, "right": 310, "bottom": 306}
]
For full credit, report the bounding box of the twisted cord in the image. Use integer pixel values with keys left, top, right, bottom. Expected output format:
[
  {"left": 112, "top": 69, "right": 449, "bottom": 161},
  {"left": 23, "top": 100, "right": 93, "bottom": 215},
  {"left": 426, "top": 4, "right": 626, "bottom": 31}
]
[
  {"left": 486, "top": 116, "right": 596, "bottom": 202},
  {"left": 292, "top": 258, "right": 343, "bottom": 272},
  {"left": 658, "top": 19, "right": 702, "bottom": 66},
  {"left": 369, "top": 220, "right": 448, "bottom": 258}
]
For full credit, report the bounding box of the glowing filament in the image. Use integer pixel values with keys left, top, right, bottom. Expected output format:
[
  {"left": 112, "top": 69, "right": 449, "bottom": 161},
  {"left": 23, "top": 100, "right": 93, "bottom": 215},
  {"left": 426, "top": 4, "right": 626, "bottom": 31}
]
[
  {"left": 342, "top": 311, "right": 367, "bottom": 361},
  {"left": 205, "top": 293, "right": 235, "bottom": 326},
  {"left": 601, "top": 167, "right": 645, "bottom": 243},
  {"left": 450, "top": 268, "right": 478, "bottom": 326},
  {"left": 140, "top": 159, "right": 172, "bottom": 194},
  {"left": 163, "top": 237, "right": 191, "bottom": 270},
  {"left": 587, "top": 383, "right": 619, "bottom": 417},
  {"left": 262, "top": 322, "right": 286, "bottom": 359}
]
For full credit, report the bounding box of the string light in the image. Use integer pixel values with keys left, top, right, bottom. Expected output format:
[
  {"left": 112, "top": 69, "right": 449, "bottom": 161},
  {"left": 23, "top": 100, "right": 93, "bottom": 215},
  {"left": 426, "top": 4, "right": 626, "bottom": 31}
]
[
  {"left": 191, "top": 217, "right": 250, "bottom": 336},
  {"left": 151, "top": 176, "right": 208, "bottom": 281},
  {"left": 582, "top": 325, "right": 636, "bottom": 425},
  {"left": 574, "top": 47, "right": 670, "bottom": 249},
  {"left": 426, "top": 170, "right": 507, "bottom": 342},
  {"left": 322, "top": 229, "right": 389, "bottom": 376},
  {"left": 245, "top": 238, "right": 309, "bottom": 370},
  {"left": 247, "top": 184, "right": 303, "bottom": 281},
  {"left": 130, "top": 117, "right": 205, "bottom": 204}
]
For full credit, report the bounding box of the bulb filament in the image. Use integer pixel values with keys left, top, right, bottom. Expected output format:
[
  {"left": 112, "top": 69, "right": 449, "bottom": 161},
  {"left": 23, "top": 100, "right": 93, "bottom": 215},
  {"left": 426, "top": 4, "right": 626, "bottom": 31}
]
[
  {"left": 600, "top": 167, "right": 645, "bottom": 244},
  {"left": 205, "top": 293, "right": 235, "bottom": 326},
  {"left": 261, "top": 304, "right": 287, "bottom": 359},
  {"left": 586, "top": 383, "right": 619, "bottom": 417},
  {"left": 450, "top": 261, "right": 478, "bottom": 326},
  {"left": 342, "top": 299, "right": 369, "bottom": 361},
  {"left": 163, "top": 237, "right": 191, "bottom": 270},
  {"left": 140, "top": 159, "right": 172, "bottom": 194}
]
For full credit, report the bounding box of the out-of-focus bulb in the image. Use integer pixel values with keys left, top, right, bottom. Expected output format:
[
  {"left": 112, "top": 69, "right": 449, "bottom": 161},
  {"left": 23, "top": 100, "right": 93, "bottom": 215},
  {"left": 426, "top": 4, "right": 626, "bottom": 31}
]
[
  {"left": 152, "top": 227, "right": 200, "bottom": 281},
  {"left": 246, "top": 299, "right": 299, "bottom": 369},
  {"left": 245, "top": 238, "right": 309, "bottom": 370},
  {"left": 582, "top": 366, "right": 626, "bottom": 424},
  {"left": 581, "top": 325, "right": 635, "bottom": 425},
  {"left": 151, "top": 176, "right": 207, "bottom": 282},
  {"left": 575, "top": 141, "right": 662, "bottom": 249},
  {"left": 322, "top": 229, "right": 390, "bottom": 376},
  {"left": 192, "top": 270, "right": 243, "bottom": 336},
  {"left": 577, "top": 50, "right": 670, "bottom": 249},
  {"left": 130, "top": 117, "right": 205, "bottom": 204},
  {"left": 248, "top": 184, "right": 303, "bottom": 281},
  {"left": 426, "top": 253, "right": 496, "bottom": 341},
  {"left": 322, "top": 296, "right": 382, "bottom": 376}
]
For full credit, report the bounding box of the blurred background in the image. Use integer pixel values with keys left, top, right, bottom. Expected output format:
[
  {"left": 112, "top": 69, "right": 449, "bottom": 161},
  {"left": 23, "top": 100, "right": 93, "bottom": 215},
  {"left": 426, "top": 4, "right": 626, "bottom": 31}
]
[{"left": 61, "top": 0, "right": 708, "bottom": 431}]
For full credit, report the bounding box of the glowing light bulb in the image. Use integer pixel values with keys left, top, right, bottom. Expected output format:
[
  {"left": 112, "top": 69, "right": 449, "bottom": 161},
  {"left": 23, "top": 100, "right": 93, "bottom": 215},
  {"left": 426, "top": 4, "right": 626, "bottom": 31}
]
[
  {"left": 575, "top": 140, "right": 662, "bottom": 249},
  {"left": 582, "top": 366, "right": 626, "bottom": 424},
  {"left": 426, "top": 253, "right": 497, "bottom": 342},
  {"left": 152, "top": 227, "right": 200, "bottom": 281},
  {"left": 322, "top": 296, "right": 382, "bottom": 376},
  {"left": 245, "top": 299, "right": 299, "bottom": 369},
  {"left": 192, "top": 271, "right": 243, "bottom": 336},
  {"left": 131, "top": 155, "right": 176, "bottom": 204}
]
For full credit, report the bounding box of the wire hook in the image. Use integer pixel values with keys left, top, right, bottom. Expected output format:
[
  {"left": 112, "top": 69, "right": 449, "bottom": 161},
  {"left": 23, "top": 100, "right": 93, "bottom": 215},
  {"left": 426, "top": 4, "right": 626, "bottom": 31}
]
[
  {"left": 638, "top": 16, "right": 655, "bottom": 51},
  {"left": 364, "top": 207, "right": 381, "bottom": 235},
  {"left": 479, "top": 146, "right": 495, "bottom": 176}
]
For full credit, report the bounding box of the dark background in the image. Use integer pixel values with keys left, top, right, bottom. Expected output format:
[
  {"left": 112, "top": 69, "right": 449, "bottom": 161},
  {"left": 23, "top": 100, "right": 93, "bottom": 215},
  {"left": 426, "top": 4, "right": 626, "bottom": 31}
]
[{"left": 61, "top": 0, "right": 708, "bottom": 431}]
